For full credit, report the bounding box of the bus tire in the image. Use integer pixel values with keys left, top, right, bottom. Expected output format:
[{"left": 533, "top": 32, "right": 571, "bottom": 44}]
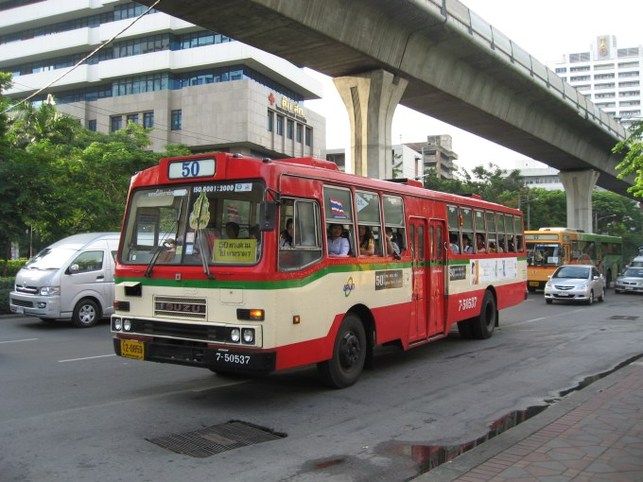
[
  {"left": 471, "top": 291, "right": 496, "bottom": 339},
  {"left": 317, "top": 314, "right": 366, "bottom": 389},
  {"left": 72, "top": 298, "right": 100, "bottom": 328}
]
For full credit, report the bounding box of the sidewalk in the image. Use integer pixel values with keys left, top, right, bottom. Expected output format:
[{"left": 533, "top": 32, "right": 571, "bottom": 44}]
[{"left": 419, "top": 359, "right": 643, "bottom": 481}]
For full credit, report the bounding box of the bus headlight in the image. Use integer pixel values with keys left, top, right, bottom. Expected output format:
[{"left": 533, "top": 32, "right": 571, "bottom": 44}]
[
  {"left": 230, "top": 328, "right": 241, "bottom": 343},
  {"left": 242, "top": 328, "right": 255, "bottom": 344},
  {"left": 112, "top": 317, "right": 122, "bottom": 331},
  {"left": 123, "top": 318, "right": 132, "bottom": 331}
]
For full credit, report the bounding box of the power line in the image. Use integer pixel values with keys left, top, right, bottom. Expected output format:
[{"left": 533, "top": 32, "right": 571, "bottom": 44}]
[{"left": 1, "top": 0, "right": 161, "bottom": 115}]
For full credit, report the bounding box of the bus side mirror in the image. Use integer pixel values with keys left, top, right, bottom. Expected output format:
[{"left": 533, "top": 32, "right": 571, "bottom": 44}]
[{"left": 259, "top": 201, "right": 277, "bottom": 231}]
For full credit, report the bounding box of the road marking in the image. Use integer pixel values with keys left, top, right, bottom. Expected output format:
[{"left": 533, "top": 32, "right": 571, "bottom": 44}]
[
  {"left": 512, "top": 308, "right": 585, "bottom": 327},
  {"left": 0, "top": 338, "right": 38, "bottom": 344},
  {"left": 58, "top": 354, "right": 116, "bottom": 363}
]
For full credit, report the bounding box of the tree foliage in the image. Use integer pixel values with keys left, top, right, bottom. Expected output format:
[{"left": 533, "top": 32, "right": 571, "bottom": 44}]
[
  {"left": 613, "top": 120, "right": 643, "bottom": 199},
  {"left": 0, "top": 83, "right": 190, "bottom": 264}
]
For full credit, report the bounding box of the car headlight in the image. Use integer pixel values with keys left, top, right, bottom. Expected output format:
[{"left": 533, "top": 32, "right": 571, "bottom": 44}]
[{"left": 39, "top": 286, "right": 61, "bottom": 296}]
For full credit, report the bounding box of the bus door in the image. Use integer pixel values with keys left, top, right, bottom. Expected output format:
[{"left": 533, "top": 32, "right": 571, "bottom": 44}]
[
  {"left": 409, "top": 218, "right": 428, "bottom": 341},
  {"left": 428, "top": 220, "right": 446, "bottom": 336}
]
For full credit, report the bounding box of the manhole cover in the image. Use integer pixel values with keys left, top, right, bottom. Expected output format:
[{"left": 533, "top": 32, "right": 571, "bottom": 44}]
[
  {"left": 609, "top": 315, "right": 639, "bottom": 321},
  {"left": 147, "top": 420, "right": 286, "bottom": 458}
]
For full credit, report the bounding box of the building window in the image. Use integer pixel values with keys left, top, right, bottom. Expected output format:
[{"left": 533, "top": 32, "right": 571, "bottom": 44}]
[
  {"left": 296, "top": 123, "right": 303, "bottom": 143},
  {"left": 126, "top": 113, "right": 139, "bottom": 124},
  {"left": 143, "top": 111, "right": 154, "bottom": 128},
  {"left": 171, "top": 110, "right": 182, "bottom": 130},
  {"left": 87, "top": 119, "right": 97, "bottom": 131},
  {"left": 267, "top": 109, "right": 274, "bottom": 132},
  {"left": 305, "top": 127, "right": 312, "bottom": 147},
  {"left": 286, "top": 119, "right": 294, "bottom": 139},
  {"left": 110, "top": 115, "right": 123, "bottom": 132},
  {"left": 276, "top": 115, "right": 284, "bottom": 136}
]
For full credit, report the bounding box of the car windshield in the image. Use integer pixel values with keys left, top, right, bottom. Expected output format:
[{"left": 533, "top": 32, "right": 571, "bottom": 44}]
[
  {"left": 623, "top": 268, "right": 643, "bottom": 277},
  {"left": 554, "top": 266, "right": 590, "bottom": 279}
]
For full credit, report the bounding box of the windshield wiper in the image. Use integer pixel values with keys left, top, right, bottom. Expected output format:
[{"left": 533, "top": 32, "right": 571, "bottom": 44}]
[
  {"left": 196, "top": 229, "right": 215, "bottom": 280},
  {"left": 143, "top": 245, "right": 165, "bottom": 278}
]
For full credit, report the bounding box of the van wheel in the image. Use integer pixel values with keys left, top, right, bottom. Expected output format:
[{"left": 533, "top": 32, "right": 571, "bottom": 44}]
[
  {"left": 72, "top": 299, "right": 100, "bottom": 328},
  {"left": 317, "top": 314, "right": 366, "bottom": 388}
]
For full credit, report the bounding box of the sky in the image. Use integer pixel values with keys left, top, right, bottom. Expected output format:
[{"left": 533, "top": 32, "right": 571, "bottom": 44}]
[{"left": 304, "top": 0, "right": 643, "bottom": 173}]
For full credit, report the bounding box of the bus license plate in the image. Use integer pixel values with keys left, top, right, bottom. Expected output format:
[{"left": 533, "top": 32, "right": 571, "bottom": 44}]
[
  {"left": 529, "top": 281, "right": 539, "bottom": 287},
  {"left": 121, "top": 339, "right": 144, "bottom": 360},
  {"left": 214, "top": 350, "right": 253, "bottom": 367}
]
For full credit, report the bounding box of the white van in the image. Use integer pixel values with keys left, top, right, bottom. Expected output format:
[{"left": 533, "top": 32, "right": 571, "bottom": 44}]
[
  {"left": 629, "top": 256, "right": 643, "bottom": 268},
  {"left": 10, "top": 233, "right": 120, "bottom": 327}
]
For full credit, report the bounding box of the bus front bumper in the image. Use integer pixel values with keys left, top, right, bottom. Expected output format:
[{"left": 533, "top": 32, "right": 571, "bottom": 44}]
[{"left": 113, "top": 337, "right": 276, "bottom": 374}]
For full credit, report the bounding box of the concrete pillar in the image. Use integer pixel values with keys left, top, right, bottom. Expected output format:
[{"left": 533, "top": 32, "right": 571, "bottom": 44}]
[
  {"left": 334, "top": 70, "right": 407, "bottom": 178},
  {"left": 559, "top": 170, "right": 599, "bottom": 233}
]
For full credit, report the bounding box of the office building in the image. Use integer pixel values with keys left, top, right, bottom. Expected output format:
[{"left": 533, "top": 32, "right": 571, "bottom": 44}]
[
  {"left": 552, "top": 35, "right": 642, "bottom": 129},
  {"left": 0, "top": 0, "right": 325, "bottom": 157}
]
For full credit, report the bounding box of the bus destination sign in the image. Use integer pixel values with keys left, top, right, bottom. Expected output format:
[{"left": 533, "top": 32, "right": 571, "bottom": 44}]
[{"left": 168, "top": 158, "right": 216, "bottom": 180}]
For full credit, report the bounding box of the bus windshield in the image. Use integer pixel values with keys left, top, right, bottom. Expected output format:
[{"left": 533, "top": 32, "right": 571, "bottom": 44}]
[
  {"left": 121, "top": 180, "right": 265, "bottom": 266},
  {"left": 527, "top": 243, "right": 563, "bottom": 267}
]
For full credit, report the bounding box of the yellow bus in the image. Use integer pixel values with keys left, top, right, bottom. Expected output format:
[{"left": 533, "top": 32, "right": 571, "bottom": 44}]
[{"left": 525, "top": 227, "right": 623, "bottom": 292}]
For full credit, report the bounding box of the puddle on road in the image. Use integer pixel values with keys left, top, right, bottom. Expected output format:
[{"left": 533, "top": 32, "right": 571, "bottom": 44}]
[{"left": 388, "top": 405, "right": 548, "bottom": 474}]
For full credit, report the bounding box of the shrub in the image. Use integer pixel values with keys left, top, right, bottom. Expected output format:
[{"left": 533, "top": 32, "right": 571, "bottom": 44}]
[
  {"left": 0, "top": 277, "right": 14, "bottom": 315},
  {"left": 1, "top": 259, "right": 28, "bottom": 277}
]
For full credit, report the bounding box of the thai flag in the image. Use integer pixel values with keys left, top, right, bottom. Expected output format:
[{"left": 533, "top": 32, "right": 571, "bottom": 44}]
[{"left": 330, "top": 198, "right": 346, "bottom": 218}]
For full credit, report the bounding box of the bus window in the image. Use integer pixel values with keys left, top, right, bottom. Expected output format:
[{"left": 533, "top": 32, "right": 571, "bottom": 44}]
[
  {"left": 504, "top": 214, "right": 514, "bottom": 252},
  {"left": 495, "top": 214, "right": 505, "bottom": 253},
  {"left": 485, "top": 211, "right": 497, "bottom": 253},
  {"left": 461, "top": 207, "right": 474, "bottom": 254},
  {"left": 324, "top": 186, "right": 354, "bottom": 257},
  {"left": 279, "top": 198, "right": 322, "bottom": 270},
  {"left": 514, "top": 216, "right": 524, "bottom": 251},
  {"left": 447, "top": 205, "right": 461, "bottom": 253},
  {"left": 356, "top": 191, "right": 382, "bottom": 256},
  {"left": 383, "top": 195, "right": 405, "bottom": 256}
]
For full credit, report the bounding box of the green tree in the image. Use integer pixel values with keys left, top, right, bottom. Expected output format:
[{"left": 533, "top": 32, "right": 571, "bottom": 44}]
[{"left": 613, "top": 121, "right": 643, "bottom": 199}]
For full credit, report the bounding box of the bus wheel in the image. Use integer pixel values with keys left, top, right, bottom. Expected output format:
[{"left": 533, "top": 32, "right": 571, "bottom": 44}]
[
  {"left": 72, "top": 299, "right": 100, "bottom": 328},
  {"left": 471, "top": 291, "right": 496, "bottom": 339},
  {"left": 318, "top": 314, "right": 366, "bottom": 389}
]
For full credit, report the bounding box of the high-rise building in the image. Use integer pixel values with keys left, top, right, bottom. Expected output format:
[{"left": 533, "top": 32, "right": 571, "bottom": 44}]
[
  {"left": 0, "top": 0, "right": 325, "bottom": 157},
  {"left": 552, "top": 35, "right": 642, "bottom": 129},
  {"left": 405, "top": 135, "right": 458, "bottom": 180}
]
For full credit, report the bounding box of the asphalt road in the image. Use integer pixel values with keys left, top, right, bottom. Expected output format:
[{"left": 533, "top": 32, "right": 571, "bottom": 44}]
[{"left": 1, "top": 290, "right": 642, "bottom": 482}]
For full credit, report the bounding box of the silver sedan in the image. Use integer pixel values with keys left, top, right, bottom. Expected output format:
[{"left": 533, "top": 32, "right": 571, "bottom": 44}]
[
  {"left": 614, "top": 267, "right": 643, "bottom": 294},
  {"left": 544, "top": 264, "right": 606, "bottom": 305}
]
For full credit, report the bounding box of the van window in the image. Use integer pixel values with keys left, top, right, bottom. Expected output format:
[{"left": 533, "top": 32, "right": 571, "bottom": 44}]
[{"left": 71, "top": 251, "right": 104, "bottom": 273}]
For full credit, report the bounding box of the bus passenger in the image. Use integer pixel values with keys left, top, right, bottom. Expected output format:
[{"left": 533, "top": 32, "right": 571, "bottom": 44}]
[
  {"left": 385, "top": 227, "right": 400, "bottom": 258},
  {"left": 225, "top": 222, "right": 240, "bottom": 239},
  {"left": 280, "top": 218, "right": 293, "bottom": 248},
  {"left": 462, "top": 234, "right": 474, "bottom": 253},
  {"left": 328, "top": 224, "right": 350, "bottom": 256},
  {"left": 449, "top": 233, "right": 460, "bottom": 253},
  {"left": 476, "top": 233, "right": 486, "bottom": 253},
  {"left": 358, "top": 226, "right": 375, "bottom": 256}
]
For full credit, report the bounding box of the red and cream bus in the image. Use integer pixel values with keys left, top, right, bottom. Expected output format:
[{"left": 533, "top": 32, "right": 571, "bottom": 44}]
[{"left": 111, "top": 153, "right": 527, "bottom": 388}]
